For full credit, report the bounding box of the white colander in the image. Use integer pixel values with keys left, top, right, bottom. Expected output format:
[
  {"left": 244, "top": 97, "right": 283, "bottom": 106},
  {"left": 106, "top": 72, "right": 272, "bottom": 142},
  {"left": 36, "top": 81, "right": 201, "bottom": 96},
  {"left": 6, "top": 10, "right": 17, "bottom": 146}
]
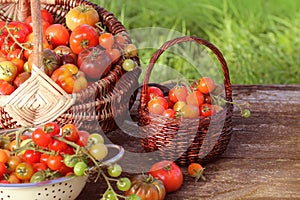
[{"left": 0, "top": 144, "right": 124, "bottom": 200}]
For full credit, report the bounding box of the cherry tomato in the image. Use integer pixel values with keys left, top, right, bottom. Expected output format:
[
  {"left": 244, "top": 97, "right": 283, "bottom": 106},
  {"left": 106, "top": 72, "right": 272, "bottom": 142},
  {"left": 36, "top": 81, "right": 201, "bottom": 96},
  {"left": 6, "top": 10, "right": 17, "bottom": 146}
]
[
  {"left": 0, "top": 162, "right": 7, "bottom": 177},
  {"left": 63, "top": 154, "right": 80, "bottom": 168},
  {"left": 69, "top": 24, "right": 99, "bottom": 54},
  {"left": 45, "top": 24, "right": 70, "bottom": 47},
  {"left": 62, "top": 123, "right": 79, "bottom": 142},
  {"left": 117, "top": 177, "right": 132, "bottom": 192},
  {"left": 88, "top": 133, "right": 104, "bottom": 146},
  {"left": 197, "top": 77, "right": 216, "bottom": 94},
  {"left": 148, "top": 86, "right": 164, "bottom": 100},
  {"left": 73, "top": 161, "right": 88, "bottom": 176},
  {"left": 47, "top": 155, "right": 63, "bottom": 171},
  {"left": 41, "top": 9, "right": 54, "bottom": 25},
  {"left": 107, "top": 163, "right": 122, "bottom": 178},
  {"left": 124, "top": 44, "right": 138, "bottom": 58},
  {"left": 187, "top": 163, "right": 206, "bottom": 182},
  {"left": 7, "top": 21, "right": 29, "bottom": 43},
  {"left": 11, "top": 58, "right": 25, "bottom": 74},
  {"left": 173, "top": 101, "right": 186, "bottom": 112},
  {"left": 162, "top": 108, "right": 177, "bottom": 118},
  {"left": 30, "top": 170, "right": 47, "bottom": 183},
  {"left": 89, "top": 143, "right": 108, "bottom": 161},
  {"left": 99, "top": 32, "right": 115, "bottom": 50},
  {"left": 180, "top": 104, "right": 199, "bottom": 119},
  {"left": 200, "top": 103, "right": 215, "bottom": 117},
  {"left": 31, "top": 128, "right": 52, "bottom": 148},
  {"left": 6, "top": 155, "right": 22, "bottom": 173},
  {"left": 33, "top": 162, "right": 48, "bottom": 172},
  {"left": 168, "top": 86, "right": 188, "bottom": 103},
  {"left": 13, "top": 72, "right": 30, "bottom": 88},
  {"left": 65, "top": 5, "right": 99, "bottom": 31},
  {"left": 48, "top": 139, "right": 68, "bottom": 152},
  {"left": 122, "top": 58, "right": 136, "bottom": 72},
  {"left": 43, "top": 121, "right": 61, "bottom": 136},
  {"left": 148, "top": 160, "right": 183, "bottom": 193},
  {"left": 6, "top": 49, "right": 24, "bottom": 61},
  {"left": 148, "top": 96, "right": 169, "bottom": 115},
  {"left": 15, "top": 162, "right": 35, "bottom": 181},
  {"left": 58, "top": 163, "right": 73, "bottom": 175},
  {"left": 186, "top": 90, "right": 204, "bottom": 107},
  {"left": 0, "top": 79, "right": 15, "bottom": 95},
  {"left": 0, "top": 149, "right": 8, "bottom": 163},
  {"left": 23, "top": 150, "right": 42, "bottom": 164},
  {"left": 7, "top": 173, "right": 21, "bottom": 183},
  {"left": 76, "top": 130, "right": 90, "bottom": 146},
  {"left": 40, "top": 153, "right": 50, "bottom": 165},
  {"left": 107, "top": 48, "right": 121, "bottom": 64}
]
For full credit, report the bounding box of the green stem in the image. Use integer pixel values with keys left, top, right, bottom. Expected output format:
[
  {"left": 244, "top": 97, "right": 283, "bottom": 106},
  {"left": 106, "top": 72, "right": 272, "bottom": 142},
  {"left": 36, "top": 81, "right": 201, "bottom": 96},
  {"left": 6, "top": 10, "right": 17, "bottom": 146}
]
[{"left": 4, "top": 22, "right": 31, "bottom": 51}]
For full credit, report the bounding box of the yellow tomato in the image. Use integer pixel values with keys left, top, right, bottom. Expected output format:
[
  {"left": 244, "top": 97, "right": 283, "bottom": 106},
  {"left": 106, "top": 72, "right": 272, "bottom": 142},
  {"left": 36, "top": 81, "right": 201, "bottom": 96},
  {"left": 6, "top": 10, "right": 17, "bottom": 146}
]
[
  {"left": 0, "top": 61, "right": 18, "bottom": 82},
  {"left": 65, "top": 5, "right": 99, "bottom": 31}
]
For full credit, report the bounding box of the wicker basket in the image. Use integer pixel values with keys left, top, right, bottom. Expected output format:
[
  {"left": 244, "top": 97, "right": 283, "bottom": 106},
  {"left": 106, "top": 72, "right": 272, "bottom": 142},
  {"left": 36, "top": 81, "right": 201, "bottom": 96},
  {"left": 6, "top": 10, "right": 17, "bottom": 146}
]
[
  {"left": 0, "top": 0, "right": 141, "bottom": 132},
  {"left": 138, "top": 36, "right": 233, "bottom": 166}
]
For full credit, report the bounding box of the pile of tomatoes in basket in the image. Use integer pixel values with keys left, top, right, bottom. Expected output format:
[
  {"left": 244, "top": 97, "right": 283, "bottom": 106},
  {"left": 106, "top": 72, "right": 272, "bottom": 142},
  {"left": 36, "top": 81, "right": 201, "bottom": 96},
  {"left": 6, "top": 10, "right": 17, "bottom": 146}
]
[
  {"left": 147, "top": 77, "right": 224, "bottom": 119},
  {"left": 0, "top": 122, "right": 107, "bottom": 184},
  {"left": 0, "top": 5, "right": 138, "bottom": 95}
]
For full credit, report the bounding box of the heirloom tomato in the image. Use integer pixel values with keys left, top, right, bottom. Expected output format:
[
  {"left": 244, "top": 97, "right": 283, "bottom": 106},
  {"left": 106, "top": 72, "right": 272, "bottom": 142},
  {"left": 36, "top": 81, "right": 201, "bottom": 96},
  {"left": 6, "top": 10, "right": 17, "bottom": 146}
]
[
  {"left": 197, "top": 77, "right": 216, "bottom": 94},
  {"left": 149, "top": 160, "right": 183, "bottom": 193},
  {"left": 54, "top": 45, "right": 77, "bottom": 65},
  {"left": 24, "top": 16, "right": 50, "bottom": 33},
  {"left": 65, "top": 5, "right": 99, "bottom": 31},
  {"left": 77, "top": 47, "right": 112, "bottom": 79},
  {"left": 125, "top": 174, "right": 166, "bottom": 200},
  {"left": 69, "top": 24, "right": 99, "bottom": 54},
  {"left": 45, "top": 24, "right": 70, "bottom": 47},
  {"left": 41, "top": 9, "right": 54, "bottom": 24},
  {"left": 13, "top": 72, "right": 30, "bottom": 88},
  {"left": 0, "top": 79, "right": 14, "bottom": 95},
  {"left": 51, "top": 64, "right": 88, "bottom": 94},
  {"left": 0, "top": 61, "right": 17, "bottom": 82},
  {"left": 168, "top": 86, "right": 188, "bottom": 103}
]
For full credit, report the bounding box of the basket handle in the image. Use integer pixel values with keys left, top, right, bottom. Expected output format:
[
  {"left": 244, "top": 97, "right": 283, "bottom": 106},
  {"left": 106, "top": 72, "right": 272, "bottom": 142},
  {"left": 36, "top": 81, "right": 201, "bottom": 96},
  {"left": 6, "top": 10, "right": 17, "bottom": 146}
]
[{"left": 139, "top": 36, "right": 232, "bottom": 112}]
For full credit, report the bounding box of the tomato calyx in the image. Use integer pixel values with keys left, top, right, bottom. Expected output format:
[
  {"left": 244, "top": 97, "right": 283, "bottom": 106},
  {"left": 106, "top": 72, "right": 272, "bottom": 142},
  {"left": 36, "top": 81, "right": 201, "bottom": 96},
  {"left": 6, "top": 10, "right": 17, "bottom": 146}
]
[{"left": 76, "top": 5, "right": 95, "bottom": 13}]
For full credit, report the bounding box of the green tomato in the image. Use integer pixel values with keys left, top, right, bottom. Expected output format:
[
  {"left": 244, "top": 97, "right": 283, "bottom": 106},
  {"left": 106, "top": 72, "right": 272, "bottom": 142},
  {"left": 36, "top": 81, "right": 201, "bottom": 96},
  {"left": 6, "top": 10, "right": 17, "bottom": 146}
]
[
  {"left": 63, "top": 155, "right": 80, "bottom": 168},
  {"left": 126, "top": 194, "right": 141, "bottom": 200},
  {"left": 73, "top": 161, "right": 88, "bottom": 176},
  {"left": 89, "top": 143, "right": 108, "bottom": 161},
  {"left": 107, "top": 163, "right": 122, "bottom": 178},
  {"left": 30, "top": 170, "right": 47, "bottom": 183},
  {"left": 88, "top": 133, "right": 104, "bottom": 146},
  {"left": 122, "top": 59, "right": 136, "bottom": 72},
  {"left": 117, "top": 177, "right": 131, "bottom": 192},
  {"left": 102, "top": 189, "right": 117, "bottom": 200},
  {"left": 241, "top": 109, "right": 251, "bottom": 118}
]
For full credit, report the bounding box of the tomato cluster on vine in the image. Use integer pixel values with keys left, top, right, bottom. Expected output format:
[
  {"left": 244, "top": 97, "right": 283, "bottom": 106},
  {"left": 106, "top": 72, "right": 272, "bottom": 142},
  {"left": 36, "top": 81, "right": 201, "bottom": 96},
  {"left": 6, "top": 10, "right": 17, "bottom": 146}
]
[
  {"left": 0, "top": 122, "right": 108, "bottom": 184},
  {"left": 0, "top": 5, "right": 138, "bottom": 95}
]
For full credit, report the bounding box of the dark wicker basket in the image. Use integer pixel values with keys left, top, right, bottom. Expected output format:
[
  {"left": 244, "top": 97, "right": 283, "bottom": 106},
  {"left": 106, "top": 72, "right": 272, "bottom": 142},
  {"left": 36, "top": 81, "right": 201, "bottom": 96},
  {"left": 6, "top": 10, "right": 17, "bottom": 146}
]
[
  {"left": 0, "top": 0, "right": 141, "bottom": 132},
  {"left": 138, "top": 36, "right": 233, "bottom": 166}
]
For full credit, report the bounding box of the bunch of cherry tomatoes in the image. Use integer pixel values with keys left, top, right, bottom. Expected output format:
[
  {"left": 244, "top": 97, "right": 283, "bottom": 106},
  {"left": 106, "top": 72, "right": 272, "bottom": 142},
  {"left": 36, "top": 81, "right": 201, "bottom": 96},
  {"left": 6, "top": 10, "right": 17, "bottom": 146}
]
[
  {"left": 147, "top": 77, "right": 225, "bottom": 119},
  {"left": 0, "top": 5, "right": 138, "bottom": 95},
  {"left": 0, "top": 122, "right": 108, "bottom": 184}
]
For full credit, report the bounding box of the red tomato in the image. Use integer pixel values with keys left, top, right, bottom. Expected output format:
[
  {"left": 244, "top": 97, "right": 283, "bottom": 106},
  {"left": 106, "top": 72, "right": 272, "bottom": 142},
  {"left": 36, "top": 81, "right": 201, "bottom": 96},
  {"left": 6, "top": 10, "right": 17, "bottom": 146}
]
[
  {"left": 181, "top": 104, "right": 199, "bottom": 119},
  {"left": 62, "top": 124, "right": 79, "bottom": 142},
  {"left": 187, "top": 163, "right": 206, "bottom": 182},
  {"left": 162, "top": 108, "right": 177, "bottom": 118},
  {"left": 47, "top": 155, "right": 63, "bottom": 171},
  {"left": 11, "top": 58, "right": 25, "bottom": 74},
  {"left": 33, "top": 162, "right": 48, "bottom": 172},
  {"left": 43, "top": 121, "right": 61, "bottom": 136},
  {"left": 76, "top": 130, "right": 90, "bottom": 146},
  {"left": 200, "top": 103, "right": 215, "bottom": 117},
  {"left": 148, "top": 96, "right": 168, "bottom": 115},
  {"left": 69, "top": 24, "right": 99, "bottom": 54},
  {"left": 24, "top": 16, "right": 50, "bottom": 33},
  {"left": 99, "top": 32, "right": 114, "bottom": 50},
  {"left": 45, "top": 24, "right": 70, "bottom": 47},
  {"left": 13, "top": 72, "right": 30, "bottom": 88},
  {"left": 0, "top": 162, "right": 7, "bottom": 177},
  {"left": 41, "top": 9, "right": 54, "bottom": 25},
  {"left": 186, "top": 90, "right": 204, "bottom": 107},
  {"left": 6, "top": 49, "right": 24, "bottom": 61},
  {"left": 106, "top": 48, "right": 121, "bottom": 64},
  {"left": 31, "top": 128, "right": 52, "bottom": 148},
  {"left": 7, "top": 22, "right": 29, "bottom": 43},
  {"left": 149, "top": 160, "right": 183, "bottom": 193},
  {"left": 40, "top": 154, "right": 50, "bottom": 165},
  {"left": 148, "top": 86, "right": 164, "bottom": 100},
  {"left": 168, "top": 86, "right": 188, "bottom": 103},
  {"left": 197, "top": 77, "right": 216, "bottom": 94},
  {"left": 58, "top": 163, "right": 73, "bottom": 175},
  {"left": 23, "top": 150, "right": 42, "bottom": 164},
  {"left": 0, "top": 79, "right": 15, "bottom": 95},
  {"left": 77, "top": 47, "right": 112, "bottom": 79},
  {"left": 60, "top": 145, "right": 75, "bottom": 155},
  {"left": 48, "top": 139, "right": 68, "bottom": 152}
]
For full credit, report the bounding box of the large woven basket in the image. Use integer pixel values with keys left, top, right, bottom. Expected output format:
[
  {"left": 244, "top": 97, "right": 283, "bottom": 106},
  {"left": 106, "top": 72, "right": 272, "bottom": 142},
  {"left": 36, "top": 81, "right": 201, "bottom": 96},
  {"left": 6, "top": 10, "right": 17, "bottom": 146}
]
[
  {"left": 138, "top": 36, "right": 233, "bottom": 166},
  {"left": 0, "top": 0, "right": 141, "bottom": 132}
]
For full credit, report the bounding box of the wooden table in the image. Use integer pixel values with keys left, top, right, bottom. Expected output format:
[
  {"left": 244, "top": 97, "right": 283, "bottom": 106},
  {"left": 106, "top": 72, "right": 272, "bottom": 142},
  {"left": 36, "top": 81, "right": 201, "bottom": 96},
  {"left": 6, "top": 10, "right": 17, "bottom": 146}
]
[{"left": 77, "top": 84, "right": 300, "bottom": 200}]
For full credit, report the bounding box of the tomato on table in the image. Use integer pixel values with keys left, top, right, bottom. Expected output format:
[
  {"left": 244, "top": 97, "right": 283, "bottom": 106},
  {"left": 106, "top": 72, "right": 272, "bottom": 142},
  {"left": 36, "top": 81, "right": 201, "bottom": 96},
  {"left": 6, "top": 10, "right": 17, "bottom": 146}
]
[
  {"left": 148, "top": 160, "right": 183, "bottom": 193},
  {"left": 188, "top": 163, "right": 206, "bottom": 182}
]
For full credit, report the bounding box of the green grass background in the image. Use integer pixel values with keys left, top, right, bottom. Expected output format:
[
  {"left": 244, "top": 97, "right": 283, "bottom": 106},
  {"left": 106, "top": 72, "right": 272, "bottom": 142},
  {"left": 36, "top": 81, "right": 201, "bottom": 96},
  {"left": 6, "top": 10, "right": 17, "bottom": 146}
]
[{"left": 90, "top": 0, "right": 300, "bottom": 84}]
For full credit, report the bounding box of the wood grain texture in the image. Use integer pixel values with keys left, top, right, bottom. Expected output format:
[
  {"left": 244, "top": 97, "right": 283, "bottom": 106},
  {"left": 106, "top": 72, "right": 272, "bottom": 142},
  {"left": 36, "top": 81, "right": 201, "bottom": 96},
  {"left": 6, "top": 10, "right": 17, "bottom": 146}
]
[{"left": 77, "top": 84, "right": 300, "bottom": 200}]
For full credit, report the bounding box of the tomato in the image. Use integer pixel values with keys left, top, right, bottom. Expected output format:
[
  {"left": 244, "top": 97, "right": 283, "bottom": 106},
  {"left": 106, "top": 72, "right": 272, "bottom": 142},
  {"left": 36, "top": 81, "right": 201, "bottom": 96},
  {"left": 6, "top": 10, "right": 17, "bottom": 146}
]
[
  {"left": 0, "top": 61, "right": 18, "bottom": 82},
  {"left": 107, "top": 163, "right": 122, "bottom": 178},
  {"left": 148, "top": 160, "right": 183, "bottom": 193},
  {"left": 48, "top": 139, "right": 68, "bottom": 152},
  {"left": 88, "top": 133, "right": 104, "bottom": 146},
  {"left": 47, "top": 155, "right": 63, "bottom": 171},
  {"left": 173, "top": 101, "right": 186, "bottom": 112},
  {"left": 6, "top": 49, "right": 23, "bottom": 61},
  {"left": 0, "top": 79, "right": 15, "bottom": 95},
  {"left": 45, "top": 24, "right": 70, "bottom": 47},
  {"left": 99, "top": 33, "right": 114, "bottom": 50},
  {"left": 6, "top": 155, "right": 22, "bottom": 173},
  {"left": 197, "top": 77, "right": 216, "bottom": 94},
  {"left": 180, "top": 104, "right": 199, "bottom": 119},
  {"left": 62, "top": 123, "right": 79, "bottom": 142},
  {"left": 148, "top": 96, "right": 169, "bottom": 115},
  {"left": 162, "top": 108, "right": 177, "bottom": 118},
  {"left": 89, "top": 143, "right": 108, "bottom": 161},
  {"left": 65, "top": 5, "right": 99, "bottom": 31},
  {"left": 77, "top": 46, "right": 111, "bottom": 79},
  {"left": 60, "top": 145, "right": 75, "bottom": 155},
  {"left": 186, "top": 90, "right": 204, "bottom": 107},
  {"left": 31, "top": 127, "right": 53, "bottom": 148},
  {"left": 0, "top": 162, "right": 7, "bottom": 177},
  {"left": 73, "top": 161, "right": 88, "bottom": 176},
  {"left": 124, "top": 44, "right": 138, "bottom": 58},
  {"left": 23, "top": 150, "right": 42, "bottom": 164},
  {"left": 40, "top": 153, "right": 50, "bottom": 165},
  {"left": 107, "top": 48, "right": 121, "bottom": 64},
  {"left": 13, "top": 72, "right": 30, "bottom": 88},
  {"left": 125, "top": 174, "right": 166, "bottom": 200},
  {"left": 33, "top": 162, "right": 48, "bottom": 172},
  {"left": 7, "top": 22, "right": 29, "bottom": 43},
  {"left": 188, "top": 163, "right": 206, "bottom": 182},
  {"left": 7, "top": 173, "right": 21, "bottom": 183},
  {"left": 58, "top": 163, "right": 73, "bottom": 175},
  {"left": 76, "top": 130, "right": 89, "bottom": 146},
  {"left": 200, "top": 103, "right": 215, "bottom": 117},
  {"left": 11, "top": 58, "right": 25, "bottom": 74},
  {"left": 117, "top": 177, "right": 131, "bottom": 191},
  {"left": 15, "top": 162, "right": 35, "bottom": 181},
  {"left": 51, "top": 64, "right": 88, "bottom": 94},
  {"left": 122, "top": 58, "right": 136, "bottom": 72},
  {"left": 41, "top": 9, "right": 54, "bottom": 25},
  {"left": 0, "top": 40, "right": 19, "bottom": 55},
  {"left": 241, "top": 109, "right": 251, "bottom": 118},
  {"left": 147, "top": 86, "right": 164, "bottom": 100},
  {"left": 63, "top": 154, "right": 79, "bottom": 168},
  {"left": 24, "top": 17, "right": 50, "bottom": 33},
  {"left": 0, "top": 149, "right": 8, "bottom": 163},
  {"left": 69, "top": 24, "right": 99, "bottom": 54},
  {"left": 54, "top": 45, "right": 77, "bottom": 65},
  {"left": 168, "top": 86, "right": 188, "bottom": 103},
  {"left": 43, "top": 121, "right": 61, "bottom": 136},
  {"left": 30, "top": 170, "right": 47, "bottom": 183}
]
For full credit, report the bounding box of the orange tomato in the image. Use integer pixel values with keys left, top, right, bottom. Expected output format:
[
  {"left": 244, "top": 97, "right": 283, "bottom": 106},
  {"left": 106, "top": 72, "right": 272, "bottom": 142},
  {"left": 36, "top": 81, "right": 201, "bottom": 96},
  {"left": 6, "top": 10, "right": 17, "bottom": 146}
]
[{"left": 187, "top": 163, "right": 206, "bottom": 182}]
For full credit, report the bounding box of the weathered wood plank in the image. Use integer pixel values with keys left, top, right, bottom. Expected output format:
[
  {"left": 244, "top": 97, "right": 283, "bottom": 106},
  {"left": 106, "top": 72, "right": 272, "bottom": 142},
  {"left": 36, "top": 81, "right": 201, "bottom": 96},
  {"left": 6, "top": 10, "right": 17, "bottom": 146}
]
[{"left": 77, "top": 84, "right": 300, "bottom": 200}]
